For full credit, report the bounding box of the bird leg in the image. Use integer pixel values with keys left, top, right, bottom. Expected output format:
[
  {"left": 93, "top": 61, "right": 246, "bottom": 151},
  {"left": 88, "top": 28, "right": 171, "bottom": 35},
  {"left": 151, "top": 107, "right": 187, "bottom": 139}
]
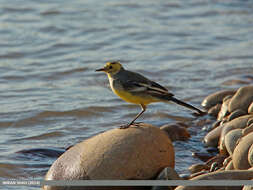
[{"left": 119, "top": 104, "right": 146, "bottom": 129}]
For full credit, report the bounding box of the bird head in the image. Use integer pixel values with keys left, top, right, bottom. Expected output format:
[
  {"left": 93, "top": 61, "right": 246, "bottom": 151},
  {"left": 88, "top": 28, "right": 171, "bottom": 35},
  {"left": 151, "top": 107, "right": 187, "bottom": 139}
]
[{"left": 96, "top": 61, "right": 123, "bottom": 75}]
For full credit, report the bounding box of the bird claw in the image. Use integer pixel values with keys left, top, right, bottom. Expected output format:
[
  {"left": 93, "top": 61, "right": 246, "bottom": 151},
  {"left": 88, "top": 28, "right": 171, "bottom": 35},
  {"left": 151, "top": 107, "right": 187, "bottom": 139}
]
[
  {"left": 119, "top": 122, "right": 143, "bottom": 129},
  {"left": 119, "top": 124, "right": 131, "bottom": 129}
]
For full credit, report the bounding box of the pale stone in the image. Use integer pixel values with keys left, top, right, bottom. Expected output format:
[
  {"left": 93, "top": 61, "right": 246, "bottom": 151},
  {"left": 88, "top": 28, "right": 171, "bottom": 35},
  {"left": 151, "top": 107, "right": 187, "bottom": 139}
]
[
  {"left": 229, "top": 86, "right": 253, "bottom": 113},
  {"left": 44, "top": 123, "right": 174, "bottom": 190},
  {"left": 201, "top": 90, "right": 236, "bottom": 110}
]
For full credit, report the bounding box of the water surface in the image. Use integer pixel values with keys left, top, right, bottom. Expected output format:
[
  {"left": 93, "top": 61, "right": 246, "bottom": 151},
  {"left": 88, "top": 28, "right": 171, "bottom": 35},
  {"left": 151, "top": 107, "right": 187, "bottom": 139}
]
[{"left": 1, "top": 0, "right": 253, "bottom": 189}]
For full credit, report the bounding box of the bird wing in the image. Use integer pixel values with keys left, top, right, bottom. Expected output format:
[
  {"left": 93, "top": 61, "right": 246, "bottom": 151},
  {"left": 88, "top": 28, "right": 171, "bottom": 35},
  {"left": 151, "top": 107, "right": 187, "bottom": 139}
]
[
  {"left": 122, "top": 80, "right": 173, "bottom": 96},
  {"left": 118, "top": 69, "right": 174, "bottom": 97}
]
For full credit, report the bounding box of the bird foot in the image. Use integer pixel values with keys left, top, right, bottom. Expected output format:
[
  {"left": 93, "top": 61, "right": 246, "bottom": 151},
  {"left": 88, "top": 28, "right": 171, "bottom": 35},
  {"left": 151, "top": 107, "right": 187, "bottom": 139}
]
[
  {"left": 119, "top": 124, "right": 131, "bottom": 129},
  {"left": 119, "top": 122, "right": 142, "bottom": 129}
]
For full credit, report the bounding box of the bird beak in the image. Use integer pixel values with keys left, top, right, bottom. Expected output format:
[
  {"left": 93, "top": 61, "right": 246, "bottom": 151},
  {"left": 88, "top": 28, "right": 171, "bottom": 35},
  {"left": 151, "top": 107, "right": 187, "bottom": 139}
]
[{"left": 95, "top": 68, "right": 105, "bottom": 72}]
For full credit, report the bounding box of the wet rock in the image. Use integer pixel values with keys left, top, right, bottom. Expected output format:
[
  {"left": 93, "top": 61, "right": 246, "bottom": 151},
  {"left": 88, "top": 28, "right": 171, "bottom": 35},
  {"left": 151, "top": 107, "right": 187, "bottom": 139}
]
[
  {"left": 206, "top": 155, "right": 226, "bottom": 169},
  {"left": 192, "top": 152, "right": 213, "bottom": 162},
  {"left": 248, "top": 144, "right": 253, "bottom": 167},
  {"left": 207, "top": 104, "right": 222, "bottom": 117},
  {"left": 211, "top": 120, "right": 221, "bottom": 130},
  {"left": 225, "top": 160, "right": 234, "bottom": 170},
  {"left": 223, "top": 156, "right": 232, "bottom": 167},
  {"left": 16, "top": 147, "right": 65, "bottom": 158},
  {"left": 188, "top": 164, "right": 209, "bottom": 174},
  {"left": 189, "top": 170, "right": 209, "bottom": 179},
  {"left": 155, "top": 167, "right": 180, "bottom": 180},
  {"left": 227, "top": 109, "right": 247, "bottom": 122},
  {"left": 210, "top": 162, "right": 219, "bottom": 172},
  {"left": 247, "top": 118, "right": 253, "bottom": 127},
  {"left": 179, "top": 173, "right": 190, "bottom": 180},
  {"left": 160, "top": 124, "right": 190, "bottom": 141},
  {"left": 206, "top": 147, "right": 219, "bottom": 154},
  {"left": 44, "top": 123, "right": 174, "bottom": 190},
  {"left": 217, "top": 97, "right": 232, "bottom": 121},
  {"left": 219, "top": 115, "right": 253, "bottom": 155},
  {"left": 201, "top": 90, "right": 236, "bottom": 110},
  {"left": 224, "top": 129, "right": 243, "bottom": 156},
  {"left": 242, "top": 124, "right": 253, "bottom": 137},
  {"left": 152, "top": 167, "right": 181, "bottom": 190},
  {"left": 233, "top": 132, "right": 253, "bottom": 170},
  {"left": 248, "top": 102, "right": 253, "bottom": 113},
  {"left": 175, "top": 170, "right": 253, "bottom": 190},
  {"left": 203, "top": 125, "right": 222, "bottom": 147},
  {"left": 229, "top": 85, "right": 253, "bottom": 113}
]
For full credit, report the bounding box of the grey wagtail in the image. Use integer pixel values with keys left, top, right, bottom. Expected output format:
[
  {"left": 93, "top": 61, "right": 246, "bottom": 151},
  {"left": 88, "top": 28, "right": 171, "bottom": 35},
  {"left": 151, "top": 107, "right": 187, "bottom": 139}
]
[{"left": 96, "top": 61, "right": 205, "bottom": 129}]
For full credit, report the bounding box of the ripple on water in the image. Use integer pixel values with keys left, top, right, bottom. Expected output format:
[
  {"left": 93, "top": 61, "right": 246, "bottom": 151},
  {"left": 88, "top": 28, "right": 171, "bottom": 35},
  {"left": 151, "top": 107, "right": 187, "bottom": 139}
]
[{"left": 1, "top": 0, "right": 253, "bottom": 183}]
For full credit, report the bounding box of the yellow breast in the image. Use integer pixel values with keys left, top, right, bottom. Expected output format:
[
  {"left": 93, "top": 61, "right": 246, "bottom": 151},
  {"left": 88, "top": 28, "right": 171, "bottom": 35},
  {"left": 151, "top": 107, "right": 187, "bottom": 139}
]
[
  {"left": 107, "top": 73, "right": 159, "bottom": 105},
  {"left": 113, "top": 87, "right": 159, "bottom": 105}
]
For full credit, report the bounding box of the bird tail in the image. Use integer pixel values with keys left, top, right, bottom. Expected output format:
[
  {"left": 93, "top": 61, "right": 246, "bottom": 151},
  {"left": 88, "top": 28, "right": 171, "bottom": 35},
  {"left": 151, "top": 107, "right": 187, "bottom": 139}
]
[{"left": 169, "top": 96, "right": 205, "bottom": 115}]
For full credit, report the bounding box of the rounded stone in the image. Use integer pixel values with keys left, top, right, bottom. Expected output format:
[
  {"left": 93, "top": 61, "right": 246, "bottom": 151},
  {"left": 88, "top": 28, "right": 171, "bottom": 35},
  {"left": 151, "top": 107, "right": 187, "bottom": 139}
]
[
  {"left": 248, "top": 102, "right": 253, "bottom": 113},
  {"left": 247, "top": 118, "right": 253, "bottom": 127},
  {"left": 227, "top": 109, "right": 247, "bottom": 122},
  {"left": 160, "top": 124, "right": 190, "bottom": 141},
  {"left": 248, "top": 144, "right": 253, "bottom": 167},
  {"left": 225, "top": 160, "right": 234, "bottom": 170},
  {"left": 201, "top": 90, "right": 236, "bottom": 110},
  {"left": 233, "top": 132, "right": 253, "bottom": 170},
  {"left": 155, "top": 167, "right": 180, "bottom": 180},
  {"left": 229, "top": 85, "right": 253, "bottom": 113},
  {"left": 175, "top": 170, "right": 253, "bottom": 190},
  {"left": 203, "top": 125, "right": 222, "bottom": 147},
  {"left": 223, "top": 156, "right": 232, "bottom": 167},
  {"left": 207, "top": 104, "right": 222, "bottom": 117},
  {"left": 44, "top": 123, "right": 175, "bottom": 190},
  {"left": 188, "top": 164, "right": 209, "bottom": 174},
  {"left": 219, "top": 115, "right": 253, "bottom": 155},
  {"left": 242, "top": 124, "right": 253, "bottom": 137},
  {"left": 224, "top": 129, "right": 243, "bottom": 156},
  {"left": 217, "top": 97, "right": 232, "bottom": 121}
]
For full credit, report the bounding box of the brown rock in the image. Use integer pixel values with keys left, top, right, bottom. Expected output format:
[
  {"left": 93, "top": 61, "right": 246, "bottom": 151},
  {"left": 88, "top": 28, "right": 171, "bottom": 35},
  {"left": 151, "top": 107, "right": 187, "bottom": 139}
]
[
  {"left": 247, "top": 118, "right": 253, "bottom": 127},
  {"left": 208, "top": 104, "right": 222, "bottom": 117},
  {"left": 242, "top": 124, "right": 253, "bottom": 137},
  {"left": 192, "top": 152, "right": 213, "bottom": 162},
  {"left": 224, "top": 129, "right": 243, "bottom": 156},
  {"left": 204, "top": 125, "right": 222, "bottom": 147},
  {"left": 227, "top": 109, "right": 247, "bottom": 122},
  {"left": 205, "top": 154, "right": 226, "bottom": 168},
  {"left": 217, "top": 97, "right": 232, "bottom": 121},
  {"left": 219, "top": 115, "right": 253, "bottom": 155},
  {"left": 189, "top": 170, "right": 209, "bottom": 179},
  {"left": 160, "top": 124, "right": 190, "bottom": 141},
  {"left": 44, "top": 123, "right": 174, "bottom": 190},
  {"left": 225, "top": 160, "right": 234, "bottom": 170},
  {"left": 155, "top": 167, "right": 180, "bottom": 180},
  {"left": 248, "top": 144, "right": 253, "bottom": 167},
  {"left": 223, "top": 156, "right": 232, "bottom": 167},
  {"left": 248, "top": 102, "right": 253, "bottom": 113},
  {"left": 233, "top": 132, "right": 253, "bottom": 170},
  {"left": 229, "top": 85, "right": 253, "bottom": 113},
  {"left": 201, "top": 90, "right": 236, "bottom": 110},
  {"left": 188, "top": 164, "right": 209, "bottom": 174},
  {"left": 175, "top": 170, "right": 253, "bottom": 190}
]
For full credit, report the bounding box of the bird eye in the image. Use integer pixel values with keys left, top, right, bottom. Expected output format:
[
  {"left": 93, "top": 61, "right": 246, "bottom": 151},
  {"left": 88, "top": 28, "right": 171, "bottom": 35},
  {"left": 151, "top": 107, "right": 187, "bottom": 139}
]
[{"left": 109, "top": 66, "right": 113, "bottom": 69}]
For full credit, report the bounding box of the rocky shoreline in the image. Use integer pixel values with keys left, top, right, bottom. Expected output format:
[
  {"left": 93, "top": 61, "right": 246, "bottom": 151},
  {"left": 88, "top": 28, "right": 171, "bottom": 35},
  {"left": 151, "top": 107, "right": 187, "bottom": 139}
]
[{"left": 43, "top": 85, "right": 253, "bottom": 190}]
